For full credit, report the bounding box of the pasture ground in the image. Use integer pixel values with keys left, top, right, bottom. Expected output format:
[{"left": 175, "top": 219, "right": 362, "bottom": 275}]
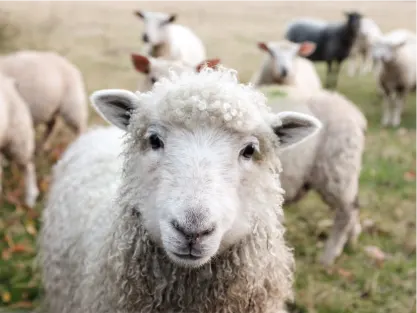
[{"left": 0, "top": 2, "right": 415, "bottom": 313}]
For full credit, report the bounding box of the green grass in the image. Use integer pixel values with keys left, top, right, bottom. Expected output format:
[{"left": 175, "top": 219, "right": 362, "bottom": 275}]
[{"left": 0, "top": 3, "right": 416, "bottom": 313}]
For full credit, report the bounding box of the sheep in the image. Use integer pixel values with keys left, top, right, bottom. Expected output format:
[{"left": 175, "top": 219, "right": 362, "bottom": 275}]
[
  {"left": 259, "top": 84, "right": 367, "bottom": 266},
  {"left": 285, "top": 11, "right": 363, "bottom": 89},
  {"left": 371, "top": 30, "right": 416, "bottom": 127},
  {"left": 347, "top": 17, "right": 382, "bottom": 77},
  {"left": 131, "top": 53, "right": 221, "bottom": 91},
  {"left": 0, "top": 50, "right": 88, "bottom": 151},
  {"left": 39, "top": 66, "right": 323, "bottom": 313},
  {"left": 134, "top": 10, "right": 207, "bottom": 68},
  {"left": 0, "top": 73, "right": 39, "bottom": 207},
  {"left": 250, "top": 40, "right": 322, "bottom": 91}
]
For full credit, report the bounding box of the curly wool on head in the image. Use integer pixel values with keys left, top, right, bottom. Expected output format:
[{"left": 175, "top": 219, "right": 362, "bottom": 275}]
[{"left": 40, "top": 66, "right": 322, "bottom": 313}]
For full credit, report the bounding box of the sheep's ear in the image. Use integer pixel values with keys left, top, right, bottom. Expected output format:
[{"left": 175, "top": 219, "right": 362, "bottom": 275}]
[
  {"left": 272, "top": 111, "right": 322, "bottom": 151},
  {"left": 391, "top": 39, "right": 407, "bottom": 50},
  {"left": 196, "top": 58, "right": 221, "bottom": 72},
  {"left": 298, "top": 41, "right": 316, "bottom": 57},
  {"left": 134, "top": 10, "right": 145, "bottom": 19},
  {"left": 131, "top": 53, "right": 151, "bottom": 74},
  {"left": 167, "top": 14, "right": 176, "bottom": 23},
  {"left": 90, "top": 89, "right": 140, "bottom": 131},
  {"left": 258, "top": 42, "right": 270, "bottom": 54}
]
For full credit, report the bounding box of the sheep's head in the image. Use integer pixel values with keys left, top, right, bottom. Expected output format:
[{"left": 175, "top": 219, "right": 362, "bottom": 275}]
[
  {"left": 257, "top": 41, "right": 316, "bottom": 81},
  {"left": 90, "top": 67, "right": 321, "bottom": 268},
  {"left": 344, "top": 11, "right": 362, "bottom": 34},
  {"left": 371, "top": 36, "right": 409, "bottom": 63},
  {"left": 131, "top": 53, "right": 221, "bottom": 90},
  {"left": 134, "top": 10, "right": 176, "bottom": 45}
]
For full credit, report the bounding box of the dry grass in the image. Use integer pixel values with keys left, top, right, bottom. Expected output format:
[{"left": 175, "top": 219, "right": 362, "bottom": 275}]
[{"left": 0, "top": 1, "right": 415, "bottom": 313}]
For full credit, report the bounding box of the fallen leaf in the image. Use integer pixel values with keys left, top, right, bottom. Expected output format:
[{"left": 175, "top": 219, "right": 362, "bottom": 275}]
[
  {"left": 1, "top": 249, "right": 11, "bottom": 261},
  {"left": 404, "top": 170, "right": 416, "bottom": 182},
  {"left": 9, "top": 301, "right": 34, "bottom": 309},
  {"left": 336, "top": 267, "right": 354, "bottom": 280},
  {"left": 1, "top": 291, "right": 11, "bottom": 303},
  {"left": 11, "top": 243, "right": 34, "bottom": 254},
  {"left": 364, "top": 245, "right": 390, "bottom": 267},
  {"left": 25, "top": 219, "right": 37, "bottom": 236},
  {"left": 39, "top": 176, "right": 51, "bottom": 193}
]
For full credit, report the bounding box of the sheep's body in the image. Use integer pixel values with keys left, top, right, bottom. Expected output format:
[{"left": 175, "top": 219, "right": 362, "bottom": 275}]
[
  {"left": 262, "top": 85, "right": 366, "bottom": 265},
  {"left": 250, "top": 44, "right": 322, "bottom": 91},
  {"left": 0, "top": 73, "right": 39, "bottom": 207},
  {"left": 40, "top": 68, "right": 322, "bottom": 313},
  {"left": 347, "top": 17, "right": 382, "bottom": 77},
  {"left": 372, "top": 30, "right": 416, "bottom": 127},
  {"left": 0, "top": 50, "right": 88, "bottom": 150},
  {"left": 136, "top": 11, "right": 206, "bottom": 67},
  {"left": 285, "top": 13, "right": 362, "bottom": 89}
]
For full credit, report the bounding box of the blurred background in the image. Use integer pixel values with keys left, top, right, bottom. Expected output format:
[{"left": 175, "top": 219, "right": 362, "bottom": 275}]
[{"left": 0, "top": 1, "right": 415, "bottom": 313}]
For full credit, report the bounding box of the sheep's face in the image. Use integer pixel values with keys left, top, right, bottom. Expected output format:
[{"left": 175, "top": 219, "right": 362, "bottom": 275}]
[
  {"left": 257, "top": 41, "right": 316, "bottom": 81},
  {"left": 371, "top": 39, "right": 407, "bottom": 63},
  {"left": 131, "top": 54, "right": 222, "bottom": 91},
  {"left": 134, "top": 10, "right": 176, "bottom": 46},
  {"left": 90, "top": 69, "right": 322, "bottom": 268}
]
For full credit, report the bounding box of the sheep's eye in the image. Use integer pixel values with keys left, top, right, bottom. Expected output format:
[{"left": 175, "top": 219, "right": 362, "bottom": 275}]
[
  {"left": 241, "top": 143, "right": 256, "bottom": 159},
  {"left": 150, "top": 77, "right": 157, "bottom": 84},
  {"left": 149, "top": 134, "right": 163, "bottom": 150}
]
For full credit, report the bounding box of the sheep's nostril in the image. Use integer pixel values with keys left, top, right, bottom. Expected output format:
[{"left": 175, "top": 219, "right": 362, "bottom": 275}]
[
  {"left": 281, "top": 68, "right": 288, "bottom": 78},
  {"left": 142, "top": 33, "right": 149, "bottom": 43}
]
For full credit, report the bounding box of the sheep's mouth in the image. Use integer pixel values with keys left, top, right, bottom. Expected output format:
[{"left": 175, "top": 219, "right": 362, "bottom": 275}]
[{"left": 172, "top": 252, "right": 202, "bottom": 261}]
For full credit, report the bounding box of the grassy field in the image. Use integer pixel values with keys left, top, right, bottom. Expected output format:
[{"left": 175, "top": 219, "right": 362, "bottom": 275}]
[{"left": 0, "top": 2, "right": 415, "bottom": 313}]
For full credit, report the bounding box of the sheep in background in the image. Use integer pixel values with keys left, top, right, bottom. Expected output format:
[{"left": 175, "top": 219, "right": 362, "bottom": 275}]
[
  {"left": 0, "top": 73, "right": 39, "bottom": 207},
  {"left": 131, "top": 53, "right": 220, "bottom": 91},
  {"left": 250, "top": 40, "right": 322, "bottom": 91},
  {"left": 347, "top": 16, "right": 382, "bottom": 77},
  {"left": 260, "top": 84, "right": 367, "bottom": 266},
  {"left": 39, "top": 67, "right": 322, "bottom": 313},
  {"left": 0, "top": 50, "right": 88, "bottom": 151},
  {"left": 372, "top": 30, "right": 416, "bottom": 127},
  {"left": 134, "top": 10, "right": 207, "bottom": 67},
  {"left": 285, "top": 11, "right": 363, "bottom": 89}
]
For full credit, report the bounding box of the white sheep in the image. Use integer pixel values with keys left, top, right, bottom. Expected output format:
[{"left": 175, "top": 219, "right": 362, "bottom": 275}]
[
  {"left": 39, "top": 67, "right": 322, "bottom": 313},
  {"left": 131, "top": 53, "right": 220, "bottom": 91},
  {"left": 0, "top": 73, "right": 39, "bottom": 207},
  {"left": 134, "top": 10, "right": 207, "bottom": 68},
  {"left": 250, "top": 40, "right": 322, "bottom": 91},
  {"left": 347, "top": 17, "right": 382, "bottom": 77},
  {"left": 371, "top": 30, "right": 416, "bottom": 127},
  {"left": 260, "top": 84, "right": 367, "bottom": 266},
  {"left": 0, "top": 50, "right": 88, "bottom": 151}
]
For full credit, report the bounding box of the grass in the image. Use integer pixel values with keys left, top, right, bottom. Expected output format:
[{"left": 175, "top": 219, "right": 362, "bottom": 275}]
[{"left": 0, "top": 1, "right": 415, "bottom": 313}]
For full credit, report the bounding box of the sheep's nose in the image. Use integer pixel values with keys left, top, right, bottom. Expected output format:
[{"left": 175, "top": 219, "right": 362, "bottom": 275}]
[
  {"left": 171, "top": 220, "right": 215, "bottom": 245},
  {"left": 142, "top": 33, "right": 149, "bottom": 43},
  {"left": 281, "top": 68, "right": 288, "bottom": 78}
]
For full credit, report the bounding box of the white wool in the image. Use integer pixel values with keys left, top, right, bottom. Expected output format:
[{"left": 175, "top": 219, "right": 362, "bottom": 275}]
[
  {"left": 0, "top": 50, "right": 88, "bottom": 148},
  {"left": 372, "top": 30, "right": 416, "bottom": 127},
  {"left": 347, "top": 17, "right": 382, "bottom": 77},
  {"left": 40, "top": 67, "right": 323, "bottom": 313},
  {"left": 262, "top": 85, "right": 366, "bottom": 266},
  {"left": 0, "top": 72, "right": 38, "bottom": 207}
]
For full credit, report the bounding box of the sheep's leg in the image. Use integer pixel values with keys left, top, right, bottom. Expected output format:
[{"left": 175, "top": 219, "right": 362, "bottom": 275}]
[
  {"left": 0, "top": 154, "right": 3, "bottom": 201},
  {"left": 320, "top": 206, "right": 357, "bottom": 266},
  {"left": 381, "top": 85, "right": 394, "bottom": 127},
  {"left": 391, "top": 87, "right": 407, "bottom": 127},
  {"left": 347, "top": 196, "right": 362, "bottom": 247},
  {"left": 21, "top": 161, "right": 39, "bottom": 208},
  {"left": 347, "top": 54, "right": 358, "bottom": 77},
  {"left": 40, "top": 114, "right": 59, "bottom": 152},
  {"left": 360, "top": 49, "right": 372, "bottom": 75},
  {"left": 325, "top": 61, "right": 333, "bottom": 89}
]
